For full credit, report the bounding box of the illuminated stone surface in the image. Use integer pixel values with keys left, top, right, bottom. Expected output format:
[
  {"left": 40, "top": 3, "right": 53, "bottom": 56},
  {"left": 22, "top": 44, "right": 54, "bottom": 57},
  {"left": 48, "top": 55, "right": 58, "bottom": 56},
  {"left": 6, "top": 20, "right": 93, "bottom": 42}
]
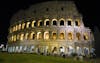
[{"left": 8, "top": 1, "right": 94, "bottom": 55}]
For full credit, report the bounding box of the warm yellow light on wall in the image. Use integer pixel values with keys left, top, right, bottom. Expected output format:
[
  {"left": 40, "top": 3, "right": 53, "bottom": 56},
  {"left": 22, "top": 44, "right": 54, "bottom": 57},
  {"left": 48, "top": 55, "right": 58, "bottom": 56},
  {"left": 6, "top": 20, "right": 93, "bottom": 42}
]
[
  {"left": 52, "top": 19, "right": 57, "bottom": 26},
  {"left": 32, "top": 21, "right": 36, "bottom": 27},
  {"left": 30, "top": 32, "right": 35, "bottom": 40},
  {"left": 13, "top": 35, "right": 16, "bottom": 42},
  {"left": 11, "top": 35, "right": 14, "bottom": 42},
  {"left": 38, "top": 20, "right": 42, "bottom": 26},
  {"left": 20, "top": 34, "right": 24, "bottom": 41},
  {"left": 46, "top": 33, "right": 49, "bottom": 39},
  {"left": 25, "top": 33, "right": 29, "bottom": 40},
  {"left": 18, "top": 24, "right": 21, "bottom": 30},
  {"left": 59, "top": 18, "right": 65, "bottom": 21},
  {"left": 68, "top": 33, "right": 73, "bottom": 40},
  {"left": 15, "top": 25, "right": 18, "bottom": 31},
  {"left": 83, "top": 33, "right": 89, "bottom": 40},
  {"left": 22, "top": 23, "right": 25, "bottom": 29},
  {"left": 75, "top": 19, "right": 80, "bottom": 26},
  {"left": 37, "top": 32, "right": 42, "bottom": 39},
  {"left": 13, "top": 26, "right": 16, "bottom": 32},
  {"left": 60, "top": 33, "right": 64, "bottom": 39},
  {"left": 76, "top": 33, "right": 81, "bottom": 40},
  {"left": 53, "top": 33, "right": 56, "bottom": 39},
  {"left": 17, "top": 34, "right": 19, "bottom": 40},
  {"left": 44, "top": 19, "right": 50, "bottom": 26},
  {"left": 44, "top": 31, "right": 49, "bottom": 40},
  {"left": 67, "top": 19, "right": 72, "bottom": 26},
  {"left": 26, "top": 22, "right": 30, "bottom": 28},
  {"left": 59, "top": 18, "right": 65, "bottom": 26}
]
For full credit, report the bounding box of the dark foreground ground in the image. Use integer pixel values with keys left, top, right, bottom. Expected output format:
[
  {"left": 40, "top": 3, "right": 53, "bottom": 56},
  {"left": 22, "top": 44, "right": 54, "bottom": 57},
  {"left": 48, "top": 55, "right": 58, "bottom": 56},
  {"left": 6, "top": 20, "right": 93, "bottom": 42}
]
[{"left": 0, "top": 52, "right": 99, "bottom": 63}]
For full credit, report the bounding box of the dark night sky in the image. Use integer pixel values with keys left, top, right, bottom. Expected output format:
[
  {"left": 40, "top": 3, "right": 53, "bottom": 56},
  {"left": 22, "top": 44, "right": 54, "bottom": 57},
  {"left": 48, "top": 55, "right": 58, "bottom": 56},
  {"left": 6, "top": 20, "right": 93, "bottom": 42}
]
[{"left": 0, "top": 0, "right": 100, "bottom": 56}]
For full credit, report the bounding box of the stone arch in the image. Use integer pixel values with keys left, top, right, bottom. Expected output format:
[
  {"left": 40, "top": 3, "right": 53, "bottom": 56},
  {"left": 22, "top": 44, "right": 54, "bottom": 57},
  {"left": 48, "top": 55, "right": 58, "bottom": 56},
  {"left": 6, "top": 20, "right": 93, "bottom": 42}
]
[
  {"left": 22, "top": 23, "right": 25, "bottom": 29},
  {"left": 44, "top": 31, "right": 49, "bottom": 40},
  {"left": 13, "top": 35, "right": 16, "bottom": 42},
  {"left": 52, "top": 32, "right": 57, "bottom": 39},
  {"left": 11, "top": 35, "right": 14, "bottom": 42},
  {"left": 15, "top": 25, "right": 18, "bottom": 31},
  {"left": 20, "top": 33, "right": 24, "bottom": 41},
  {"left": 30, "top": 32, "right": 35, "bottom": 40},
  {"left": 59, "top": 46, "right": 65, "bottom": 53},
  {"left": 18, "top": 24, "right": 21, "bottom": 30},
  {"left": 37, "top": 32, "right": 42, "bottom": 39},
  {"left": 68, "top": 32, "right": 73, "bottom": 40},
  {"left": 38, "top": 20, "right": 42, "bottom": 26},
  {"left": 76, "top": 32, "right": 81, "bottom": 40},
  {"left": 75, "top": 19, "right": 80, "bottom": 26},
  {"left": 32, "top": 20, "right": 36, "bottom": 27},
  {"left": 83, "top": 47, "right": 89, "bottom": 56},
  {"left": 52, "top": 19, "right": 57, "bottom": 26},
  {"left": 44, "top": 19, "right": 50, "bottom": 26},
  {"left": 52, "top": 47, "right": 57, "bottom": 53},
  {"left": 68, "top": 46, "right": 74, "bottom": 55},
  {"left": 26, "top": 22, "right": 30, "bottom": 28},
  {"left": 25, "top": 33, "right": 29, "bottom": 40},
  {"left": 76, "top": 46, "right": 82, "bottom": 55},
  {"left": 67, "top": 19, "right": 72, "bottom": 26},
  {"left": 83, "top": 33, "right": 89, "bottom": 40},
  {"left": 59, "top": 18, "right": 65, "bottom": 26},
  {"left": 60, "top": 32, "right": 64, "bottom": 39}
]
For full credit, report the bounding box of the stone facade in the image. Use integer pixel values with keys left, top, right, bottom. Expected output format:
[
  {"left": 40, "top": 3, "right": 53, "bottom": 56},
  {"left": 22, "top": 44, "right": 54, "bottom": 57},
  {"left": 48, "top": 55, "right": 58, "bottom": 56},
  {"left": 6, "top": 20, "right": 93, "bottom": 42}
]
[{"left": 8, "top": 1, "right": 94, "bottom": 55}]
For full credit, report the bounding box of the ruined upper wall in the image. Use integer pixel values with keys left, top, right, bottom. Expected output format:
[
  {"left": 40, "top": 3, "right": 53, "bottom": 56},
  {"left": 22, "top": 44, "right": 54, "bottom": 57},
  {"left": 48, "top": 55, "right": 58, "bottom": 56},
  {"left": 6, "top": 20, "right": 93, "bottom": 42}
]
[{"left": 10, "top": 1, "right": 82, "bottom": 24}]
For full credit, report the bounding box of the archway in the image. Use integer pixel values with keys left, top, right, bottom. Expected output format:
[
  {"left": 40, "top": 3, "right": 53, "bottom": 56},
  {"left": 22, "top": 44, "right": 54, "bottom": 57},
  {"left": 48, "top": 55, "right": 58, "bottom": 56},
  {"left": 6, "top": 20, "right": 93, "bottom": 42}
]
[{"left": 44, "top": 31, "right": 49, "bottom": 40}]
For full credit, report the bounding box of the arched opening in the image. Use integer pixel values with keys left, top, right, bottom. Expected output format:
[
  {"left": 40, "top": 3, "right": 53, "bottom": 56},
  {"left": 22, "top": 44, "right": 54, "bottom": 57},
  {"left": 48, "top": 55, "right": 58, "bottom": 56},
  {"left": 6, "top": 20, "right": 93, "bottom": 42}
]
[
  {"left": 40, "top": 21, "right": 42, "bottom": 26},
  {"left": 76, "top": 33, "right": 81, "bottom": 40},
  {"left": 46, "top": 21, "right": 49, "bottom": 26},
  {"left": 22, "top": 23, "right": 25, "bottom": 29},
  {"left": 33, "top": 34, "right": 35, "bottom": 40},
  {"left": 53, "top": 21, "right": 57, "bottom": 26},
  {"left": 18, "top": 24, "right": 21, "bottom": 30},
  {"left": 32, "top": 21, "right": 36, "bottom": 27},
  {"left": 68, "top": 46, "right": 74, "bottom": 55},
  {"left": 37, "top": 32, "right": 42, "bottom": 39},
  {"left": 68, "top": 33, "right": 73, "bottom": 40},
  {"left": 26, "top": 22, "right": 30, "bottom": 28},
  {"left": 44, "top": 19, "right": 50, "bottom": 26},
  {"left": 60, "top": 33, "right": 64, "bottom": 39},
  {"left": 20, "top": 33, "right": 24, "bottom": 41},
  {"left": 52, "top": 33, "right": 56, "bottom": 39},
  {"left": 13, "top": 26, "right": 16, "bottom": 32},
  {"left": 15, "top": 25, "right": 18, "bottom": 31},
  {"left": 38, "top": 20, "right": 42, "bottom": 26},
  {"left": 75, "top": 20, "right": 80, "bottom": 26},
  {"left": 60, "top": 20, "right": 64, "bottom": 26},
  {"left": 68, "top": 20, "right": 72, "bottom": 26},
  {"left": 11, "top": 35, "right": 14, "bottom": 42},
  {"left": 52, "top": 47, "right": 57, "bottom": 53},
  {"left": 13, "top": 35, "right": 16, "bottom": 42},
  {"left": 76, "top": 46, "right": 82, "bottom": 55},
  {"left": 25, "top": 33, "right": 29, "bottom": 40},
  {"left": 52, "top": 19, "right": 57, "bottom": 26},
  {"left": 83, "top": 33, "right": 89, "bottom": 40},
  {"left": 44, "top": 31, "right": 49, "bottom": 40},
  {"left": 83, "top": 47, "right": 89, "bottom": 56},
  {"left": 30, "top": 32, "right": 35, "bottom": 40},
  {"left": 17, "top": 34, "right": 19, "bottom": 40},
  {"left": 59, "top": 47, "right": 65, "bottom": 53}
]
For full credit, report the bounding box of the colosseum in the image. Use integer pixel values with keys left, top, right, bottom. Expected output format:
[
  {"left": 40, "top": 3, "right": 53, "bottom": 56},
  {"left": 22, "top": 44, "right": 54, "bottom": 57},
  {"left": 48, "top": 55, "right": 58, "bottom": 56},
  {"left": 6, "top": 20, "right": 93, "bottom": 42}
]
[{"left": 7, "top": 1, "right": 94, "bottom": 56}]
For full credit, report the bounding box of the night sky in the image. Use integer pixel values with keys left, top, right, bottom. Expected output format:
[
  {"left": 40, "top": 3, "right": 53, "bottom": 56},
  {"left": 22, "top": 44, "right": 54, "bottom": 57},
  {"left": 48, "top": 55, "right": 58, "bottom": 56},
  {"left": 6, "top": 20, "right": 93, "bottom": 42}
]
[{"left": 0, "top": 0, "right": 100, "bottom": 56}]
